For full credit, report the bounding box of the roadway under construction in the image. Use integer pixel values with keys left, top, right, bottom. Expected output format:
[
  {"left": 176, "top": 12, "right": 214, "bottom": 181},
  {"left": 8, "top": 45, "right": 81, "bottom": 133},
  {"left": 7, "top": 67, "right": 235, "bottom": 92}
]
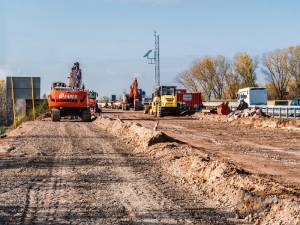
[
  {"left": 0, "top": 36, "right": 300, "bottom": 225},
  {"left": 0, "top": 111, "right": 299, "bottom": 224}
]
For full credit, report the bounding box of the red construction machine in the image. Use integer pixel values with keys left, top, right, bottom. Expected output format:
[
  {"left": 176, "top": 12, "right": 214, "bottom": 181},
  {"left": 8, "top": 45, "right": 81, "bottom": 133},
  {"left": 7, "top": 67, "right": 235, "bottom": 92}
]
[
  {"left": 48, "top": 62, "right": 92, "bottom": 122},
  {"left": 88, "top": 90, "right": 101, "bottom": 114}
]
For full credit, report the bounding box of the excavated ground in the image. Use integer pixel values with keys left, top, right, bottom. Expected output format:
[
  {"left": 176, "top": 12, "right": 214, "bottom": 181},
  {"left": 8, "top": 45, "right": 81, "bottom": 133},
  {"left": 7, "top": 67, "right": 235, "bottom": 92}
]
[
  {"left": 0, "top": 119, "right": 243, "bottom": 225},
  {"left": 105, "top": 110, "right": 300, "bottom": 188},
  {"left": 97, "top": 110, "right": 300, "bottom": 225}
]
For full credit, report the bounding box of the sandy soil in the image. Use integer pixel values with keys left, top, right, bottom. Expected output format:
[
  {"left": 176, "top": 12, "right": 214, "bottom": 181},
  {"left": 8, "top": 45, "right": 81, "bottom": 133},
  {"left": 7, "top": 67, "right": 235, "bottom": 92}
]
[
  {"left": 104, "top": 110, "right": 300, "bottom": 189},
  {"left": 0, "top": 119, "right": 241, "bottom": 225}
]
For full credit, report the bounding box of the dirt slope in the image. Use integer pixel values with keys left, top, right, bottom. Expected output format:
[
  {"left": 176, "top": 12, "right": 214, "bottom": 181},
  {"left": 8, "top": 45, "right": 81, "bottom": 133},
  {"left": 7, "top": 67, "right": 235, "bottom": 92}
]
[
  {"left": 96, "top": 116, "right": 300, "bottom": 225},
  {"left": 0, "top": 120, "right": 239, "bottom": 225},
  {"left": 105, "top": 110, "right": 300, "bottom": 188}
]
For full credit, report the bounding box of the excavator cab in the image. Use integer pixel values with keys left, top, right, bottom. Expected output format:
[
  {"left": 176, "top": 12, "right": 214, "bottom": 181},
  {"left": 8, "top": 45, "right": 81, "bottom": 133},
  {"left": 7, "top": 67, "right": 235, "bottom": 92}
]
[
  {"left": 89, "top": 91, "right": 98, "bottom": 100},
  {"left": 89, "top": 91, "right": 100, "bottom": 114},
  {"left": 51, "top": 82, "right": 66, "bottom": 90}
]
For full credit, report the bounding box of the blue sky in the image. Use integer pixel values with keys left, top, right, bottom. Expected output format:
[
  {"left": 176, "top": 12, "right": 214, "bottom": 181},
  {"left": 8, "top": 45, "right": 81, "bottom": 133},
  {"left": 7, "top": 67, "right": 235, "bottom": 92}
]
[{"left": 1, "top": 0, "right": 300, "bottom": 97}]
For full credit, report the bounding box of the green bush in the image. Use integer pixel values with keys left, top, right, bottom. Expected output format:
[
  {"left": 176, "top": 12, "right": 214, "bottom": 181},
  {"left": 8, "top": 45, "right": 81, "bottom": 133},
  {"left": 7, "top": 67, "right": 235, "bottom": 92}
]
[
  {"left": 28, "top": 99, "right": 49, "bottom": 120},
  {"left": 16, "top": 113, "right": 26, "bottom": 127}
]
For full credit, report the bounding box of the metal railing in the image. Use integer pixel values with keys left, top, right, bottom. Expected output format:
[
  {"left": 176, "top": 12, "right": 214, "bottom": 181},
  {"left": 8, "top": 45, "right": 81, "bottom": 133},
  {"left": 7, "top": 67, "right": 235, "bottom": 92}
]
[
  {"left": 230, "top": 106, "right": 300, "bottom": 119},
  {"left": 204, "top": 104, "right": 300, "bottom": 119}
]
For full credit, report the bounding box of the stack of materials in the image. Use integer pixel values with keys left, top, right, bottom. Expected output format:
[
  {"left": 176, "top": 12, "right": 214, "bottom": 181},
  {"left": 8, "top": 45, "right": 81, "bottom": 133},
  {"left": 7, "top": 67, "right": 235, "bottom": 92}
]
[{"left": 229, "top": 107, "right": 268, "bottom": 120}]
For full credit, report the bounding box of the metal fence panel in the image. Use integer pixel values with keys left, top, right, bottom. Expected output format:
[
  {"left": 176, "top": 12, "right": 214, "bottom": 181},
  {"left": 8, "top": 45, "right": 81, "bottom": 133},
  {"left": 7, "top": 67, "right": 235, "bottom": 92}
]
[{"left": 6, "top": 77, "right": 40, "bottom": 99}]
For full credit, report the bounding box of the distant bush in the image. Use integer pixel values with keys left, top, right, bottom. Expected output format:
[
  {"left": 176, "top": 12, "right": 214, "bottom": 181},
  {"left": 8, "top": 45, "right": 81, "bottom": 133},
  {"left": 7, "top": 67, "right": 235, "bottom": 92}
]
[
  {"left": 28, "top": 99, "right": 48, "bottom": 120},
  {"left": 16, "top": 113, "right": 26, "bottom": 127},
  {"left": 0, "top": 127, "right": 4, "bottom": 135}
]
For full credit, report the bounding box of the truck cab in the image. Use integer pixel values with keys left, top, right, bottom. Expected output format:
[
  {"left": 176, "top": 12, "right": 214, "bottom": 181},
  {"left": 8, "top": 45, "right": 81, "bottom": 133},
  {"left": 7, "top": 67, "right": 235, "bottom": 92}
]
[{"left": 88, "top": 91, "right": 100, "bottom": 114}]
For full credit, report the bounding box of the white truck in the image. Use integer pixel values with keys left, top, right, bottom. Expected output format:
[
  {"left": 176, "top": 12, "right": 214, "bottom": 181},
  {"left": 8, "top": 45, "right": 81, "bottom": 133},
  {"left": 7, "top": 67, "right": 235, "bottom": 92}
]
[{"left": 237, "top": 87, "right": 267, "bottom": 107}]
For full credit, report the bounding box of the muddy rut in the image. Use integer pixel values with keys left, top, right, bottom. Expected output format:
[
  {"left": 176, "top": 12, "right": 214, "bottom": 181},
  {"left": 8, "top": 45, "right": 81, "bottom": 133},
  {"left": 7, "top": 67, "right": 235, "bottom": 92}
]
[{"left": 0, "top": 121, "right": 238, "bottom": 225}]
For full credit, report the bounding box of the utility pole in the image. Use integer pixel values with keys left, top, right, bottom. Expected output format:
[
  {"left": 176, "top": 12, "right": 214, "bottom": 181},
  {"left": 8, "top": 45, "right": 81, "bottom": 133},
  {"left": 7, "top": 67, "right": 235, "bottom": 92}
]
[
  {"left": 154, "top": 31, "right": 160, "bottom": 87},
  {"left": 144, "top": 31, "right": 161, "bottom": 87}
]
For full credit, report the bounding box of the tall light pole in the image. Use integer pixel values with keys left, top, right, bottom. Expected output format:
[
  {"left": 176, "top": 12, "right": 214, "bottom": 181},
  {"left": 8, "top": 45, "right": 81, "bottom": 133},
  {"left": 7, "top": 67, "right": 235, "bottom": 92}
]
[{"left": 143, "top": 31, "right": 160, "bottom": 87}]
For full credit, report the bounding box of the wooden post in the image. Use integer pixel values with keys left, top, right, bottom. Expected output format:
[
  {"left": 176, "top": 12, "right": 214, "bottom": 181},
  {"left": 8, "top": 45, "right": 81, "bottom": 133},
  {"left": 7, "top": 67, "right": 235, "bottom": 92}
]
[
  {"left": 10, "top": 77, "right": 17, "bottom": 128},
  {"left": 31, "top": 77, "right": 36, "bottom": 120}
]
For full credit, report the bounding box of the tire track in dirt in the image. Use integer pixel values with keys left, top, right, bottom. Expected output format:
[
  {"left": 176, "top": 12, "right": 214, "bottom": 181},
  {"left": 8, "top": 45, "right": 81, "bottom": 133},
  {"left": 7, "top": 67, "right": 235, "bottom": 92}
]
[
  {"left": 19, "top": 122, "right": 73, "bottom": 225},
  {"left": 1, "top": 120, "right": 239, "bottom": 224},
  {"left": 86, "top": 123, "right": 237, "bottom": 224}
]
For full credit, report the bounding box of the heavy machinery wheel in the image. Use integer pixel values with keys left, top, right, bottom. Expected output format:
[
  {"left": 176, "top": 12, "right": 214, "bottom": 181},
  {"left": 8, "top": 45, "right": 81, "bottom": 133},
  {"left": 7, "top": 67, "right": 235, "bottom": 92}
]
[
  {"left": 51, "top": 108, "right": 61, "bottom": 122},
  {"left": 157, "top": 106, "right": 162, "bottom": 118},
  {"left": 133, "top": 99, "right": 138, "bottom": 111},
  {"left": 81, "top": 109, "right": 91, "bottom": 122},
  {"left": 144, "top": 105, "right": 149, "bottom": 114}
]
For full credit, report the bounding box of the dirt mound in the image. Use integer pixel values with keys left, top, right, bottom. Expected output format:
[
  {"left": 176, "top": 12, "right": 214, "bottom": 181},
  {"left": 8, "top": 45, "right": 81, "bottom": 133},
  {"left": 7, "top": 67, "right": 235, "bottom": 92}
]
[
  {"left": 169, "top": 154, "right": 300, "bottom": 224},
  {"left": 195, "top": 112, "right": 300, "bottom": 130},
  {"left": 95, "top": 118, "right": 174, "bottom": 150},
  {"left": 230, "top": 117, "right": 300, "bottom": 130},
  {"left": 96, "top": 117, "right": 300, "bottom": 225},
  {"left": 194, "top": 112, "right": 226, "bottom": 122}
]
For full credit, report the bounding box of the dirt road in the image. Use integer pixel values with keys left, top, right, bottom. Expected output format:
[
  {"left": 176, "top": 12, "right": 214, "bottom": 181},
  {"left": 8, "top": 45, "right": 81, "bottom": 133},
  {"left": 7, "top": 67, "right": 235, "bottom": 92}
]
[
  {"left": 0, "top": 120, "right": 238, "bottom": 225},
  {"left": 105, "top": 110, "right": 300, "bottom": 188}
]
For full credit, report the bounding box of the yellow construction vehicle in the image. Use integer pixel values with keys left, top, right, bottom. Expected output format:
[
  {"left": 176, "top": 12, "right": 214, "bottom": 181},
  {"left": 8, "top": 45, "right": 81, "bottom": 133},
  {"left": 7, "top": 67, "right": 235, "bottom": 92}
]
[
  {"left": 143, "top": 32, "right": 178, "bottom": 117},
  {"left": 147, "top": 86, "right": 178, "bottom": 117}
]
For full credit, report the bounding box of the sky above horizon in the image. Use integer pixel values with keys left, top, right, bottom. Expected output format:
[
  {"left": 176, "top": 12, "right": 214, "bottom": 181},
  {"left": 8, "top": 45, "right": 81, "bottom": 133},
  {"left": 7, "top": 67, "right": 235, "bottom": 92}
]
[{"left": 1, "top": 0, "right": 300, "bottom": 97}]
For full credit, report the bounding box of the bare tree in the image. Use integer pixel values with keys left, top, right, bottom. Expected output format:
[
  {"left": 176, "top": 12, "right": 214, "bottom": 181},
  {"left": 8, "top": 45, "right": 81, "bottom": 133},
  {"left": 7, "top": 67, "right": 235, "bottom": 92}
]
[
  {"left": 191, "top": 57, "right": 215, "bottom": 100},
  {"left": 175, "top": 70, "right": 201, "bottom": 92},
  {"left": 287, "top": 46, "right": 300, "bottom": 97},
  {"left": 191, "top": 56, "right": 230, "bottom": 100},
  {"left": 99, "top": 96, "right": 109, "bottom": 103},
  {"left": 224, "top": 73, "right": 240, "bottom": 99},
  {"left": 213, "top": 56, "right": 230, "bottom": 99},
  {"left": 262, "top": 49, "right": 291, "bottom": 100}
]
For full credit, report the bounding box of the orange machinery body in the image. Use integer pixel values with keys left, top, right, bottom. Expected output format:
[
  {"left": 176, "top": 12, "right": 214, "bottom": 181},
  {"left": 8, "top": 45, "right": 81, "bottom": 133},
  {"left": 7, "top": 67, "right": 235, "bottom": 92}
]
[
  {"left": 48, "top": 89, "right": 89, "bottom": 109},
  {"left": 129, "top": 78, "right": 139, "bottom": 101},
  {"left": 217, "top": 102, "right": 231, "bottom": 115}
]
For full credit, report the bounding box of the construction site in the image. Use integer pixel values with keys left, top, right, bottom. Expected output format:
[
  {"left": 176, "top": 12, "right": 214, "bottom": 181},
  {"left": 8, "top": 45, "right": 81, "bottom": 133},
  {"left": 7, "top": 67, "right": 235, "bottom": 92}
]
[{"left": 1, "top": 1, "right": 300, "bottom": 225}]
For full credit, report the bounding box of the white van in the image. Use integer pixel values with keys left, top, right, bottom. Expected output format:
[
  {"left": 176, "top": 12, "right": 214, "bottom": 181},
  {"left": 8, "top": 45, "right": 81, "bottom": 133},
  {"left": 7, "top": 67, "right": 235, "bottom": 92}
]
[{"left": 237, "top": 87, "right": 267, "bottom": 106}]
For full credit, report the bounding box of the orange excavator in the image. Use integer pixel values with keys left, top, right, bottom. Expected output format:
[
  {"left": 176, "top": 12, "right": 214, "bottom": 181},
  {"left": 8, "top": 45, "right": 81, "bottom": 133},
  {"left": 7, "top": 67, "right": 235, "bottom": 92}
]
[
  {"left": 128, "top": 78, "right": 144, "bottom": 111},
  {"left": 121, "top": 78, "right": 143, "bottom": 111},
  {"left": 48, "top": 62, "right": 91, "bottom": 122},
  {"left": 129, "top": 78, "right": 139, "bottom": 110}
]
